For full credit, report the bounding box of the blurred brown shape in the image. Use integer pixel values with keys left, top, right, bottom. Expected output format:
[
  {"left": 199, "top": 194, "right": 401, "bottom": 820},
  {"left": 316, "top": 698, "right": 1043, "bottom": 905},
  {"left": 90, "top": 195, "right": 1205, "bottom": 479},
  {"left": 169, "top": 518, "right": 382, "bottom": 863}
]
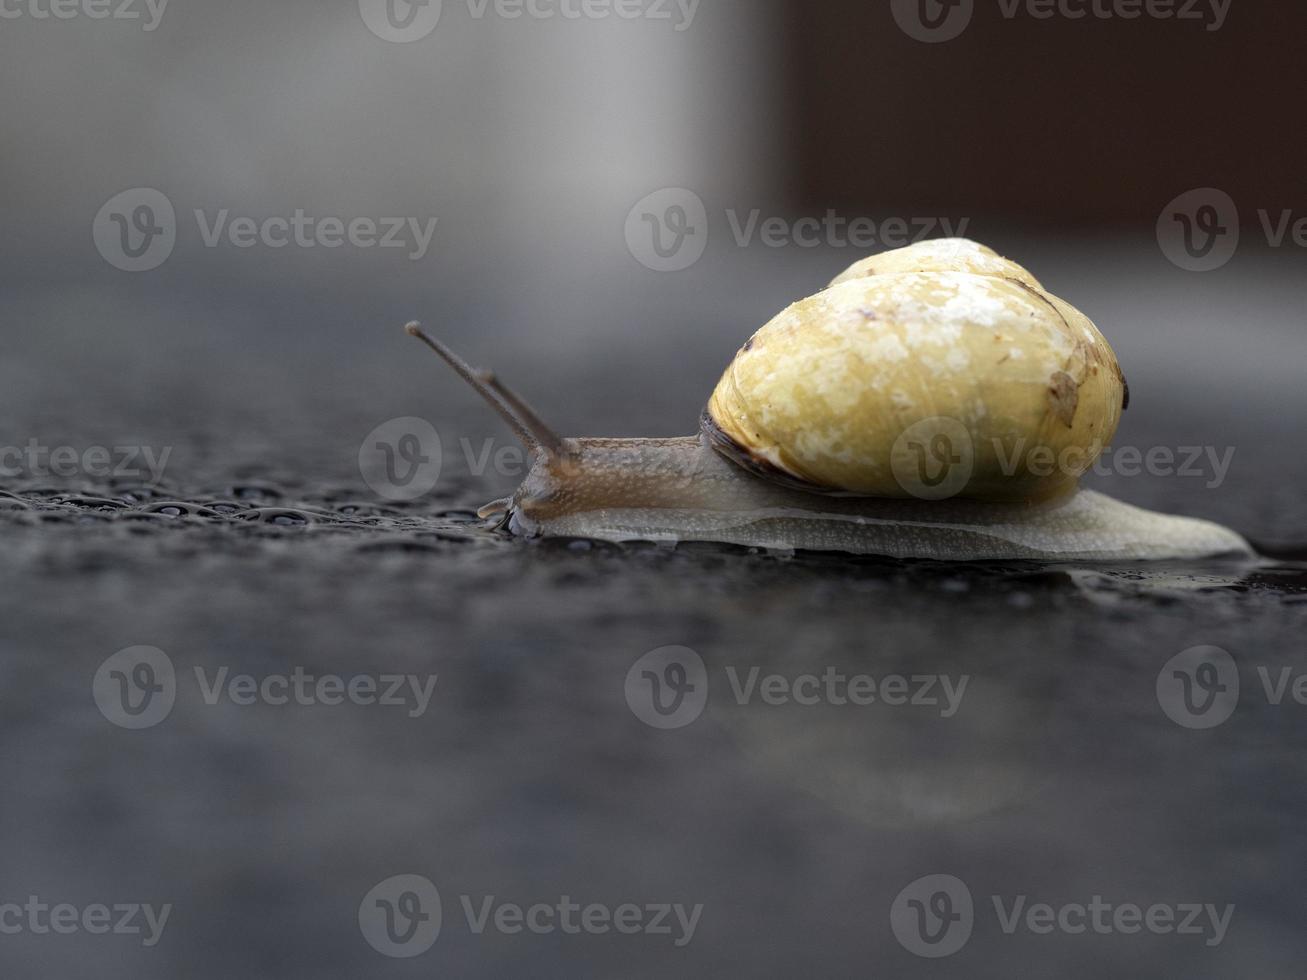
[{"left": 782, "top": 0, "right": 1301, "bottom": 227}]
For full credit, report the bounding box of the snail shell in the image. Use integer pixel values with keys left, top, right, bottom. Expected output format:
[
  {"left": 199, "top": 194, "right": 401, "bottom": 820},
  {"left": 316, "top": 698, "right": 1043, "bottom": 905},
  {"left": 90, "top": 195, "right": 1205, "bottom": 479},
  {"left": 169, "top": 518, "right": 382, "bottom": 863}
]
[
  {"left": 827, "top": 236, "right": 1042, "bottom": 289},
  {"left": 705, "top": 239, "right": 1127, "bottom": 503}
]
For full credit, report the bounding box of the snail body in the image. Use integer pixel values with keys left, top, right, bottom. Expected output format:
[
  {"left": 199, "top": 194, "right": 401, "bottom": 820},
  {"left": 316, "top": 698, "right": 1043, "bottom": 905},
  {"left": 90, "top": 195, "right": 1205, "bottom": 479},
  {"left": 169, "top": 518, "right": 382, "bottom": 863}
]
[
  {"left": 405, "top": 239, "right": 1251, "bottom": 561},
  {"left": 498, "top": 436, "right": 1245, "bottom": 561}
]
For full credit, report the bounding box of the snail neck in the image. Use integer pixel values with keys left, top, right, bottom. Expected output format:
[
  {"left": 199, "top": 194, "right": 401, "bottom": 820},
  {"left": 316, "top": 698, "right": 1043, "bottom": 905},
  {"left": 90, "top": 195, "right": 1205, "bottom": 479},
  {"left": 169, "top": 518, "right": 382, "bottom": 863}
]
[{"left": 511, "top": 436, "right": 727, "bottom": 529}]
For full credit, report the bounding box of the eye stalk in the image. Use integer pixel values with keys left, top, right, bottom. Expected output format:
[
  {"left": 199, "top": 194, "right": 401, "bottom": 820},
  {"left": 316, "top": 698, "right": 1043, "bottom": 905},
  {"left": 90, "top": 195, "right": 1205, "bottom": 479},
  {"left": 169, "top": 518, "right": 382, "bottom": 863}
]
[{"left": 404, "top": 322, "right": 569, "bottom": 461}]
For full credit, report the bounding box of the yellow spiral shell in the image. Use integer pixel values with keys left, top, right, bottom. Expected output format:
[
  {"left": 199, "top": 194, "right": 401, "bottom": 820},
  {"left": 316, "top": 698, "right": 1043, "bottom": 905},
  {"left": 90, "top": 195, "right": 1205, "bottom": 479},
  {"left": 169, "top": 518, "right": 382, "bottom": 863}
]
[{"left": 705, "top": 239, "right": 1127, "bottom": 503}]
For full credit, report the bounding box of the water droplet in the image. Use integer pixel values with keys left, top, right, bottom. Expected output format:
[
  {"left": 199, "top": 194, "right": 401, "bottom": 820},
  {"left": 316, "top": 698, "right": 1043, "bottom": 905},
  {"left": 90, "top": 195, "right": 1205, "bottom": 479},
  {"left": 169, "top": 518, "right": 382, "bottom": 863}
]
[
  {"left": 201, "top": 501, "right": 246, "bottom": 514},
  {"left": 236, "top": 508, "right": 312, "bottom": 526},
  {"left": 143, "top": 502, "right": 221, "bottom": 519}
]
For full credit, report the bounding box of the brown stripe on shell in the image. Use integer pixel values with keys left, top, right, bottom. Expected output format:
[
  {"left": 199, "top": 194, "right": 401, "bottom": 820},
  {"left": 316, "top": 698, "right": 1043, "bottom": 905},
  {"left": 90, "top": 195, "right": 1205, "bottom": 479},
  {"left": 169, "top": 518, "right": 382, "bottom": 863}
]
[
  {"left": 1047, "top": 371, "right": 1080, "bottom": 428},
  {"left": 699, "top": 411, "right": 850, "bottom": 497}
]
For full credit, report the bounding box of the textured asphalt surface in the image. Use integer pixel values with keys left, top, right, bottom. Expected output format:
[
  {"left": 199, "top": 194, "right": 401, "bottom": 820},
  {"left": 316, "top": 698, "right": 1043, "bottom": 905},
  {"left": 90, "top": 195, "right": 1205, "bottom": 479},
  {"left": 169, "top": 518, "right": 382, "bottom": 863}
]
[{"left": 1, "top": 241, "right": 1305, "bottom": 978}]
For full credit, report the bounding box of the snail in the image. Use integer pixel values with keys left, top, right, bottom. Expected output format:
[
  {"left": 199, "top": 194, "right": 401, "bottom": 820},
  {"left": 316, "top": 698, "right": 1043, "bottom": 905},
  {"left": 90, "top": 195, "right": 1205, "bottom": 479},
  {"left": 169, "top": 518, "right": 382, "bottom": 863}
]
[{"left": 404, "top": 238, "right": 1251, "bottom": 561}]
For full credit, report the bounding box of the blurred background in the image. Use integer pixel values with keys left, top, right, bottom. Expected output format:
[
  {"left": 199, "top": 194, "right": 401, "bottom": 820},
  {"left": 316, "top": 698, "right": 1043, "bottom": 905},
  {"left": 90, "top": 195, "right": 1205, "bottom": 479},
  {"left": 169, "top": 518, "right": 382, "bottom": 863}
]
[
  {"left": 2, "top": 0, "right": 1303, "bottom": 540},
  {"left": 2, "top": 2, "right": 1306, "bottom": 978}
]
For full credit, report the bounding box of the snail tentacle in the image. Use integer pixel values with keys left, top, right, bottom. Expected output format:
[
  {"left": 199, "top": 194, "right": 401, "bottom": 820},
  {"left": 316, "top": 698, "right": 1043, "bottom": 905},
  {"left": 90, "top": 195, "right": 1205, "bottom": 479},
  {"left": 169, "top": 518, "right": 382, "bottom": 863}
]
[{"left": 405, "top": 322, "right": 569, "bottom": 460}]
